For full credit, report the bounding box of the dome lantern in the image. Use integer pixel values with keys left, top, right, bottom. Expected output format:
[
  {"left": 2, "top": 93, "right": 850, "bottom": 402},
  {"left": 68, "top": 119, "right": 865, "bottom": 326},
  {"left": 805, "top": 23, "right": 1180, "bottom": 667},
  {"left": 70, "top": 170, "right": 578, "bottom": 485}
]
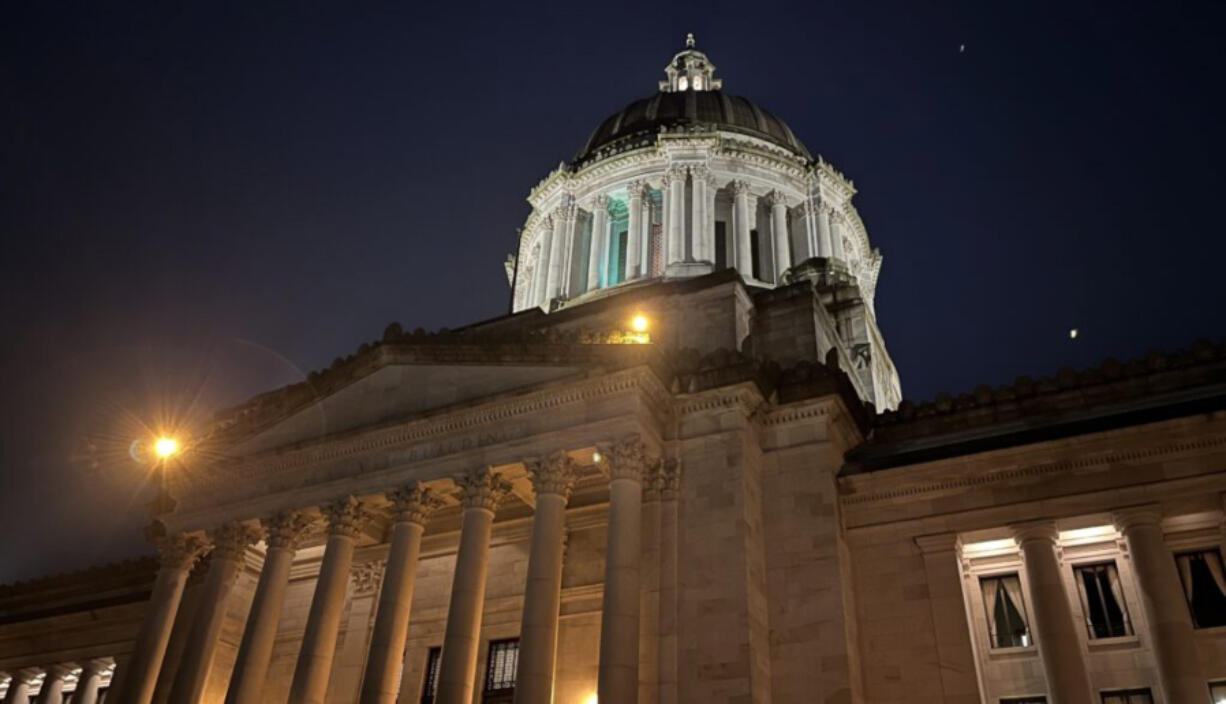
[{"left": 659, "top": 33, "right": 722, "bottom": 93}]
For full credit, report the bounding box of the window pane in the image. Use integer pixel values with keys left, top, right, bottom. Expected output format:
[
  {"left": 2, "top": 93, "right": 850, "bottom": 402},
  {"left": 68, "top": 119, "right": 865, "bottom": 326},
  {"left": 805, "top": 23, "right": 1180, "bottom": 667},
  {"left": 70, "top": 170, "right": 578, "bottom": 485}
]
[
  {"left": 1075, "top": 563, "right": 1132, "bottom": 638},
  {"left": 1101, "top": 688, "right": 1152, "bottom": 704},
  {"left": 1210, "top": 681, "right": 1226, "bottom": 704},
  {"left": 421, "top": 647, "right": 442, "bottom": 704},
  {"left": 1001, "top": 697, "right": 1047, "bottom": 704},
  {"left": 1176, "top": 550, "right": 1226, "bottom": 629},
  {"left": 483, "top": 638, "right": 519, "bottom": 696}
]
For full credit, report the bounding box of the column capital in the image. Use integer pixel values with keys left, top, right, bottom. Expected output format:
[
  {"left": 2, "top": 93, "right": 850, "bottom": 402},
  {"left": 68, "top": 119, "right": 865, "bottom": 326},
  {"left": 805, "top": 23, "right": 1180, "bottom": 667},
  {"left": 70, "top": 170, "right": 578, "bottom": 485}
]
[
  {"left": 626, "top": 179, "right": 647, "bottom": 201},
  {"left": 799, "top": 198, "right": 817, "bottom": 216},
  {"left": 593, "top": 193, "right": 611, "bottom": 210},
  {"left": 665, "top": 165, "right": 687, "bottom": 184},
  {"left": 44, "top": 663, "right": 75, "bottom": 680},
  {"left": 689, "top": 163, "right": 710, "bottom": 181},
  {"left": 1010, "top": 519, "right": 1059, "bottom": 546},
  {"left": 660, "top": 458, "right": 681, "bottom": 500},
  {"left": 1113, "top": 504, "right": 1165, "bottom": 532},
  {"left": 265, "top": 511, "right": 315, "bottom": 550},
  {"left": 146, "top": 524, "right": 210, "bottom": 571},
  {"left": 210, "top": 522, "right": 262, "bottom": 562},
  {"left": 527, "top": 451, "right": 577, "bottom": 500},
  {"left": 455, "top": 467, "right": 513, "bottom": 513},
  {"left": 729, "top": 179, "right": 751, "bottom": 197},
  {"left": 79, "top": 658, "right": 112, "bottom": 676},
  {"left": 914, "top": 532, "right": 962, "bottom": 555},
  {"left": 321, "top": 496, "right": 370, "bottom": 539},
  {"left": 764, "top": 189, "right": 787, "bottom": 208},
  {"left": 606, "top": 433, "right": 652, "bottom": 483},
  {"left": 387, "top": 482, "right": 444, "bottom": 527},
  {"left": 641, "top": 457, "right": 666, "bottom": 501},
  {"left": 12, "top": 667, "right": 42, "bottom": 684}
]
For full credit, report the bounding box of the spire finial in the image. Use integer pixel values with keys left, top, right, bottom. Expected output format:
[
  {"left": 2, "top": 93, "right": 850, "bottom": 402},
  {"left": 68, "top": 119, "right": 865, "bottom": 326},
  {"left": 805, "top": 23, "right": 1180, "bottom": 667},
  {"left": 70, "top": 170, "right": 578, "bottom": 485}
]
[{"left": 685, "top": 33, "right": 695, "bottom": 49}]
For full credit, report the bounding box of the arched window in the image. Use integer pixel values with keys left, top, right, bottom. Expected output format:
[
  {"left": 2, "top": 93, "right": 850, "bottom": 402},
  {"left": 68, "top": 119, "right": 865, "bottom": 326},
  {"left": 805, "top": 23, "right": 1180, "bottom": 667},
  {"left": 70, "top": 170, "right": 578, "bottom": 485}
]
[
  {"left": 693, "top": 75, "right": 704, "bottom": 90},
  {"left": 678, "top": 76, "right": 688, "bottom": 91}
]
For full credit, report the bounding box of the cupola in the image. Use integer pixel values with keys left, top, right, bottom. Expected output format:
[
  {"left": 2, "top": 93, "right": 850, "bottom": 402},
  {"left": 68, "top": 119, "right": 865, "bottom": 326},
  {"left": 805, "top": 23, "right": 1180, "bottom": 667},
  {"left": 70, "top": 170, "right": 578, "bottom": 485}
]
[{"left": 658, "top": 34, "right": 722, "bottom": 92}]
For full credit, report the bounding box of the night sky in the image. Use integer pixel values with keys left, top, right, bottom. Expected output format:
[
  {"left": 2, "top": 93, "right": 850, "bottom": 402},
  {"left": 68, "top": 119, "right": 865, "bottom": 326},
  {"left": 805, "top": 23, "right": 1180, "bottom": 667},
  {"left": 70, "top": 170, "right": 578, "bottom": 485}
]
[{"left": 3, "top": 1, "right": 1224, "bottom": 582}]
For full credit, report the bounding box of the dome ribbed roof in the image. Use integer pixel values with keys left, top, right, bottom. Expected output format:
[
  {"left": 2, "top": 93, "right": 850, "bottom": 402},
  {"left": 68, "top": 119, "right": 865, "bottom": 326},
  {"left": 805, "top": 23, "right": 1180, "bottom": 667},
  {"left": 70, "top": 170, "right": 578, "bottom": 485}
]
[{"left": 574, "top": 90, "right": 811, "bottom": 165}]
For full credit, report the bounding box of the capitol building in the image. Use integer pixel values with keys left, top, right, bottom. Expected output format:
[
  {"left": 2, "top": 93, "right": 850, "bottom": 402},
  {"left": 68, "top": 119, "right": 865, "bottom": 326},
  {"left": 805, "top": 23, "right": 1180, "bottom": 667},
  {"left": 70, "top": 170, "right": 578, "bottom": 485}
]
[{"left": 1, "top": 36, "right": 1225, "bottom": 704}]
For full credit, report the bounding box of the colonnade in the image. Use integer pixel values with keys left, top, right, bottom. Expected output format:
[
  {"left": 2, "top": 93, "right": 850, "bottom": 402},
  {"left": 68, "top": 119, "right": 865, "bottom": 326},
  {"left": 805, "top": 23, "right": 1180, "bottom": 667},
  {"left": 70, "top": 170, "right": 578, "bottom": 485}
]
[
  {"left": 105, "top": 433, "right": 676, "bottom": 704},
  {"left": 923, "top": 506, "right": 1215, "bottom": 704},
  {"left": 0, "top": 659, "right": 113, "bottom": 704},
  {"left": 526, "top": 167, "right": 858, "bottom": 310}
]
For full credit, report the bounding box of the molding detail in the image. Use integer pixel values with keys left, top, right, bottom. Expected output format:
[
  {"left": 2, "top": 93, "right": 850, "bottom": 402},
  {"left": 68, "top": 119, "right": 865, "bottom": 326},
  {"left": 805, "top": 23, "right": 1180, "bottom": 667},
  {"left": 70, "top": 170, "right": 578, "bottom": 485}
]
[
  {"left": 265, "top": 511, "right": 315, "bottom": 550},
  {"left": 527, "top": 451, "right": 577, "bottom": 500},
  {"left": 322, "top": 496, "right": 369, "bottom": 539}
]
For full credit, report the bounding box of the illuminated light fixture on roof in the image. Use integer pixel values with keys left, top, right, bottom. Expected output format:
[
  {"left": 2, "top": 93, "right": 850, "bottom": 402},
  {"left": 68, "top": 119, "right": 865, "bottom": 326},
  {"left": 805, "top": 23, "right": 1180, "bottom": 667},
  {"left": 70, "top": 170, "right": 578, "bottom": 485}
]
[
  {"left": 632, "top": 314, "right": 649, "bottom": 332},
  {"left": 154, "top": 436, "right": 180, "bottom": 459}
]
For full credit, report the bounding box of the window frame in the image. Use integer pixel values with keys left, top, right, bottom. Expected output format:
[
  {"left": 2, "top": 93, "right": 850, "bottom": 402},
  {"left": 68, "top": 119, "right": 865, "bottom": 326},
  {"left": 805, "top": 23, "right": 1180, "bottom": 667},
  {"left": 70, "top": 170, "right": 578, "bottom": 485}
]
[
  {"left": 979, "top": 572, "right": 1033, "bottom": 650},
  {"left": 1099, "top": 687, "right": 1153, "bottom": 704},
  {"left": 482, "top": 637, "right": 520, "bottom": 702},
  {"left": 420, "top": 646, "right": 442, "bottom": 704},
  {"left": 1209, "top": 680, "right": 1226, "bottom": 702},
  {"left": 1174, "top": 548, "right": 1226, "bottom": 630},
  {"left": 1000, "top": 697, "right": 1047, "bottom": 704}
]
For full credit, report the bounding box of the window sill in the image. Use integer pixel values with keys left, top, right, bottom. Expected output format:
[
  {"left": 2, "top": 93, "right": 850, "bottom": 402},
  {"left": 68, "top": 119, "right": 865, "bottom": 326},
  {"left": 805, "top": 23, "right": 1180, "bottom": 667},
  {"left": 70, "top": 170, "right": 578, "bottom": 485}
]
[
  {"left": 1193, "top": 624, "right": 1226, "bottom": 637},
  {"left": 987, "top": 645, "right": 1038, "bottom": 660},
  {"left": 1086, "top": 634, "right": 1140, "bottom": 651}
]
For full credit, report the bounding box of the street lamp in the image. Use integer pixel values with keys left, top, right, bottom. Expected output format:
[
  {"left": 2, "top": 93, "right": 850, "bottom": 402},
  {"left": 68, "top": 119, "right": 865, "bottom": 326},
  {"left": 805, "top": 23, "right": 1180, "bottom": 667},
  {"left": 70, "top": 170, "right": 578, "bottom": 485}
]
[{"left": 148, "top": 434, "right": 181, "bottom": 515}]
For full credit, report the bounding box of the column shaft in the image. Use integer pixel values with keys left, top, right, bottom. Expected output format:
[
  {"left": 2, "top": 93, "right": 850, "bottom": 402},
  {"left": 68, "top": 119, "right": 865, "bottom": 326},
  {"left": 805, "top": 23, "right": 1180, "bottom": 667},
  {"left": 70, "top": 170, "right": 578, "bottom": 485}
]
[
  {"left": 544, "top": 208, "right": 567, "bottom": 303},
  {"left": 171, "top": 523, "right": 257, "bottom": 703},
  {"left": 72, "top": 661, "right": 108, "bottom": 704},
  {"left": 533, "top": 223, "right": 552, "bottom": 308},
  {"left": 1013, "top": 522, "right": 1094, "bottom": 704},
  {"left": 1116, "top": 508, "right": 1209, "bottom": 703},
  {"left": 513, "top": 492, "right": 569, "bottom": 703},
  {"left": 626, "top": 184, "right": 644, "bottom": 280},
  {"left": 598, "top": 436, "right": 647, "bottom": 704},
  {"left": 816, "top": 205, "right": 833, "bottom": 258},
  {"left": 914, "top": 534, "right": 982, "bottom": 702},
  {"left": 35, "top": 666, "right": 69, "bottom": 704},
  {"left": 121, "top": 532, "right": 207, "bottom": 704},
  {"left": 361, "top": 484, "right": 439, "bottom": 704},
  {"left": 657, "top": 462, "right": 679, "bottom": 704},
  {"left": 830, "top": 215, "right": 846, "bottom": 260},
  {"left": 436, "top": 470, "right": 510, "bottom": 704},
  {"left": 638, "top": 480, "right": 661, "bottom": 704},
  {"left": 665, "top": 169, "right": 685, "bottom": 267},
  {"left": 690, "top": 168, "right": 708, "bottom": 263},
  {"left": 732, "top": 183, "right": 752, "bottom": 277},
  {"left": 226, "top": 513, "right": 310, "bottom": 704},
  {"left": 288, "top": 498, "right": 366, "bottom": 704},
  {"left": 587, "top": 196, "right": 609, "bottom": 291},
  {"left": 768, "top": 192, "right": 790, "bottom": 282}
]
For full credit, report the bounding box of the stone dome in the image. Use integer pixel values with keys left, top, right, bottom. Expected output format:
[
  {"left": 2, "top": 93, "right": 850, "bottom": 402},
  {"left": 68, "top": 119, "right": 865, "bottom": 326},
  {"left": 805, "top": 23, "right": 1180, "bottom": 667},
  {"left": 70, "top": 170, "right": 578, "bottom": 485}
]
[{"left": 574, "top": 90, "right": 813, "bottom": 165}]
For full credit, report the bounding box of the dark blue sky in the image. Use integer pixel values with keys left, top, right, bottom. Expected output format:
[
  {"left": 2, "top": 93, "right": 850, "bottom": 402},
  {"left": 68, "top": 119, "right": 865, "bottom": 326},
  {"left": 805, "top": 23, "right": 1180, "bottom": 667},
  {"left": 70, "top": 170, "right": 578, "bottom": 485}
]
[{"left": 3, "top": 1, "right": 1224, "bottom": 580}]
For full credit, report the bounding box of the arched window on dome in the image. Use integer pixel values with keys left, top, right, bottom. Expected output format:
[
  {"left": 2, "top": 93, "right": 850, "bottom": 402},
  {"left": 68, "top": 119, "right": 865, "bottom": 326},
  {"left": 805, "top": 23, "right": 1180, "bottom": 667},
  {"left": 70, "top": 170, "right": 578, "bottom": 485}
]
[
  {"left": 692, "top": 75, "right": 704, "bottom": 90},
  {"left": 678, "top": 76, "right": 688, "bottom": 91}
]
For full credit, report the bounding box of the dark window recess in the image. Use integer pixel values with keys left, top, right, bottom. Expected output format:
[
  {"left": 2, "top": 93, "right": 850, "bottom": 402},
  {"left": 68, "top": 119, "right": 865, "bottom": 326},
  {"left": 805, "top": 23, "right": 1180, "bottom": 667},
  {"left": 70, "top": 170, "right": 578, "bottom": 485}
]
[
  {"left": 980, "top": 574, "right": 1031, "bottom": 648},
  {"left": 1000, "top": 697, "right": 1047, "bottom": 704},
  {"left": 750, "top": 229, "right": 761, "bottom": 279},
  {"left": 420, "top": 646, "right": 442, "bottom": 704},
  {"left": 1075, "top": 563, "right": 1133, "bottom": 639},
  {"left": 483, "top": 638, "right": 519, "bottom": 703},
  {"left": 714, "top": 221, "right": 727, "bottom": 270},
  {"left": 1100, "top": 688, "right": 1153, "bottom": 704},
  {"left": 1209, "top": 681, "right": 1226, "bottom": 702},
  {"left": 616, "top": 231, "right": 628, "bottom": 283},
  {"left": 1175, "top": 549, "right": 1226, "bottom": 629}
]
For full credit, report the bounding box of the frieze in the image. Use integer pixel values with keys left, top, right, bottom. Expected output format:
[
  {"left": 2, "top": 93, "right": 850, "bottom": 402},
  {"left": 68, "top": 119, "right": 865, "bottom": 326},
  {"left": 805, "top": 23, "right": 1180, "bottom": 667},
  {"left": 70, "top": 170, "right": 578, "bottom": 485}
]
[{"left": 350, "top": 559, "right": 386, "bottom": 597}]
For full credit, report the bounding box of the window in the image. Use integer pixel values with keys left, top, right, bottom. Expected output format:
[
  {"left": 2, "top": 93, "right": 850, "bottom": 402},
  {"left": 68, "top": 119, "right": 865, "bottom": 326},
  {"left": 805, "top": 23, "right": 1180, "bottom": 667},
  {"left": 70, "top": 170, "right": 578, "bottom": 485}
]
[
  {"left": 420, "top": 647, "right": 442, "bottom": 704},
  {"left": 749, "top": 229, "right": 761, "bottom": 279},
  {"left": 678, "top": 76, "right": 688, "bottom": 91},
  {"left": 1101, "top": 689, "right": 1153, "bottom": 704},
  {"left": 693, "top": 75, "right": 704, "bottom": 90},
  {"left": 1001, "top": 698, "right": 1047, "bottom": 704},
  {"left": 1075, "top": 563, "right": 1133, "bottom": 639},
  {"left": 980, "top": 574, "right": 1031, "bottom": 648},
  {"left": 1176, "top": 549, "right": 1226, "bottom": 628},
  {"left": 616, "top": 231, "right": 628, "bottom": 284},
  {"left": 714, "top": 221, "right": 727, "bottom": 270},
  {"left": 483, "top": 638, "right": 519, "bottom": 703},
  {"left": 1210, "top": 681, "right": 1226, "bottom": 704}
]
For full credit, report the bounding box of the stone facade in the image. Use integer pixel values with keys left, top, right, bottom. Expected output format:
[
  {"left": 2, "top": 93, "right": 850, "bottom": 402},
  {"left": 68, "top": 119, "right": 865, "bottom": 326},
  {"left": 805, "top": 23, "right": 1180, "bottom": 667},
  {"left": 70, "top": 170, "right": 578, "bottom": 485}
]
[{"left": 2, "top": 36, "right": 1225, "bottom": 704}]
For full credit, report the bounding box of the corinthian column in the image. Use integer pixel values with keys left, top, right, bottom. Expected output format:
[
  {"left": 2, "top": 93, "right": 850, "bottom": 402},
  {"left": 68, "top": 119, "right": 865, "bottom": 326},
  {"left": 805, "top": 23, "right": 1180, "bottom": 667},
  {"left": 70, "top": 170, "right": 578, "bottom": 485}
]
[
  {"left": 1114, "top": 507, "right": 1208, "bottom": 703},
  {"left": 35, "top": 664, "right": 72, "bottom": 704},
  {"left": 815, "top": 203, "right": 833, "bottom": 258},
  {"left": 1011, "top": 521, "right": 1093, "bottom": 704},
  {"left": 288, "top": 497, "right": 369, "bottom": 704},
  {"left": 170, "top": 522, "right": 261, "bottom": 703},
  {"left": 730, "top": 181, "right": 752, "bottom": 278},
  {"left": 533, "top": 219, "right": 553, "bottom": 308},
  {"left": 436, "top": 468, "right": 512, "bottom": 704},
  {"left": 360, "top": 483, "right": 443, "bottom": 704},
  {"left": 544, "top": 203, "right": 569, "bottom": 303},
  {"left": 690, "top": 165, "right": 710, "bottom": 263},
  {"left": 638, "top": 460, "right": 663, "bottom": 704},
  {"left": 121, "top": 528, "right": 209, "bottom": 704},
  {"left": 625, "top": 182, "right": 645, "bottom": 280},
  {"left": 513, "top": 452, "right": 577, "bottom": 704},
  {"left": 598, "top": 434, "right": 649, "bottom": 704},
  {"left": 71, "top": 659, "right": 111, "bottom": 704},
  {"left": 657, "top": 460, "right": 680, "bottom": 704},
  {"left": 664, "top": 167, "right": 686, "bottom": 268},
  {"left": 225, "top": 512, "right": 314, "bottom": 704},
  {"left": 587, "top": 195, "right": 610, "bottom": 292},
  {"left": 766, "top": 190, "right": 790, "bottom": 282},
  {"left": 4, "top": 669, "right": 40, "bottom": 704},
  {"left": 799, "top": 199, "right": 818, "bottom": 261}
]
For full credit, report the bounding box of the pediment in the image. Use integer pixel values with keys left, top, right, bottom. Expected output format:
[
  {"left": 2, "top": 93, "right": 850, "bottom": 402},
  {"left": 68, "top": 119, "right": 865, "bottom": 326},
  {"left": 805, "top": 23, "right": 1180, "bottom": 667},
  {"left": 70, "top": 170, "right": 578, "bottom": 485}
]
[{"left": 231, "top": 362, "right": 584, "bottom": 456}]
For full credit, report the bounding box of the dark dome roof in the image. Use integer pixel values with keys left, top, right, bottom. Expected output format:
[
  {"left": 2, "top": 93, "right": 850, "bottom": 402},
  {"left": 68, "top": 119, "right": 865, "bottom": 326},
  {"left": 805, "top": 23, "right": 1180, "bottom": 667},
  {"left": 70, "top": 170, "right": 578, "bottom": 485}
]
[{"left": 574, "top": 90, "right": 811, "bottom": 165}]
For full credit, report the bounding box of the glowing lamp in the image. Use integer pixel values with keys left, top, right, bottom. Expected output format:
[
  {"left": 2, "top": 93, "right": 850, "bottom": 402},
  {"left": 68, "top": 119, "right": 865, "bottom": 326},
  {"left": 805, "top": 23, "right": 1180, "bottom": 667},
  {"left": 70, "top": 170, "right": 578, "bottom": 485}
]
[
  {"left": 154, "top": 437, "right": 180, "bottom": 459},
  {"left": 583, "top": 695, "right": 598, "bottom": 704},
  {"left": 631, "top": 314, "right": 649, "bottom": 332}
]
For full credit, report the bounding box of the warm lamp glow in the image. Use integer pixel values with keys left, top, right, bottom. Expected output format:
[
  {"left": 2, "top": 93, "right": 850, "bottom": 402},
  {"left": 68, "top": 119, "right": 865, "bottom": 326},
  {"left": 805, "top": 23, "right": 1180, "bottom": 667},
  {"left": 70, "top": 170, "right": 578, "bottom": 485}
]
[
  {"left": 583, "top": 694, "right": 598, "bottom": 704},
  {"left": 631, "top": 314, "right": 649, "bottom": 332},
  {"left": 154, "top": 437, "right": 180, "bottom": 458}
]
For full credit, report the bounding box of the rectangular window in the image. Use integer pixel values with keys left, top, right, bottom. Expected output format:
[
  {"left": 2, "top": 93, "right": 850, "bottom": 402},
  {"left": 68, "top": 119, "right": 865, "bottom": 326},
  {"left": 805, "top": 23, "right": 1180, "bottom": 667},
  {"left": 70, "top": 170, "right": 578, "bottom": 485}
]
[
  {"left": 1175, "top": 549, "right": 1226, "bottom": 629},
  {"left": 714, "top": 221, "right": 727, "bottom": 270},
  {"left": 1001, "top": 698, "right": 1047, "bottom": 704},
  {"left": 1075, "top": 562, "right": 1133, "bottom": 639},
  {"left": 616, "top": 231, "right": 628, "bottom": 284},
  {"left": 420, "top": 646, "right": 442, "bottom": 704},
  {"left": 1210, "top": 681, "right": 1226, "bottom": 703},
  {"left": 750, "top": 229, "right": 761, "bottom": 279},
  {"left": 483, "top": 638, "right": 519, "bottom": 703},
  {"left": 980, "top": 574, "right": 1032, "bottom": 648},
  {"left": 1100, "top": 689, "right": 1153, "bottom": 704}
]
